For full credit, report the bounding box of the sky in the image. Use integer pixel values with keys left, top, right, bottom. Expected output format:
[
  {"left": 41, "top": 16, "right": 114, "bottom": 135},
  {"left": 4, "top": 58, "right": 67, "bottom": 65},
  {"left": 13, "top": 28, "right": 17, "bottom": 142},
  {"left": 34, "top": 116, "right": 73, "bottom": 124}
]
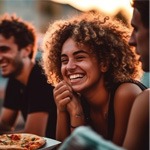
[{"left": 51, "top": 0, "right": 133, "bottom": 21}]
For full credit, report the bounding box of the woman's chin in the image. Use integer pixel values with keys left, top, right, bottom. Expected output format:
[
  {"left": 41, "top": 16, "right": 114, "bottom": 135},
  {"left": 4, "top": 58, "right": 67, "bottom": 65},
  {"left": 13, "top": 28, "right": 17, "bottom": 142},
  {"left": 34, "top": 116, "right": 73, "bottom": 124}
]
[{"left": 72, "top": 85, "right": 85, "bottom": 94}]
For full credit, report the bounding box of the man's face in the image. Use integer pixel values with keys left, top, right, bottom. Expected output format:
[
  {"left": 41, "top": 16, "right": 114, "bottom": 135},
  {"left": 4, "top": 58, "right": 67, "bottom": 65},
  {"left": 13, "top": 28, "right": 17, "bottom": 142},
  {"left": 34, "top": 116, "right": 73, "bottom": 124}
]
[
  {"left": 0, "top": 35, "right": 24, "bottom": 77},
  {"left": 129, "top": 8, "right": 149, "bottom": 72}
]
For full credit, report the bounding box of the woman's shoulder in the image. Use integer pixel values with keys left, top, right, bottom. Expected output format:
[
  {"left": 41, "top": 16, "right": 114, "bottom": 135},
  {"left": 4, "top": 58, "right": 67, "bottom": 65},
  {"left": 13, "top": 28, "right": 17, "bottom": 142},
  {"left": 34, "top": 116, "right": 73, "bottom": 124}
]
[
  {"left": 112, "top": 81, "right": 146, "bottom": 105},
  {"left": 114, "top": 82, "right": 143, "bottom": 97},
  {"left": 113, "top": 80, "right": 147, "bottom": 91}
]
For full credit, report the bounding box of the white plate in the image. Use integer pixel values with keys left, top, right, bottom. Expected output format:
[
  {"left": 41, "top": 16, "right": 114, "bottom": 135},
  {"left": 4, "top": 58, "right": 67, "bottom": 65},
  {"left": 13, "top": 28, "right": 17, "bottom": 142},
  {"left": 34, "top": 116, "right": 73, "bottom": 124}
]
[{"left": 39, "top": 138, "right": 61, "bottom": 150}]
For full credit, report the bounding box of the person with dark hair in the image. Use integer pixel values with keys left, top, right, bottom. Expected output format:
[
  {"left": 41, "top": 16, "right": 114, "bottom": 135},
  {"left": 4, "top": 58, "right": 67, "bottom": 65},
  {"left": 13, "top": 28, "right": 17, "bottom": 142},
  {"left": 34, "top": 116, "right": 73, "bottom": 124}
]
[
  {"left": 42, "top": 11, "right": 146, "bottom": 146},
  {"left": 0, "top": 14, "right": 56, "bottom": 139},
  {"left": 123, "top": 0, "right": 149, "bottom": 149}
]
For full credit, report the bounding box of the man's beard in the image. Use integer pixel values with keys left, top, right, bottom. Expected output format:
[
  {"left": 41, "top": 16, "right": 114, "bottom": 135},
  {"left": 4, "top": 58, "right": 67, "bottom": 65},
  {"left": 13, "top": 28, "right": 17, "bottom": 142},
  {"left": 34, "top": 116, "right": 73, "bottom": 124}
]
[{"left": 2, "top": 61, "right": 24, "bottom": 78}]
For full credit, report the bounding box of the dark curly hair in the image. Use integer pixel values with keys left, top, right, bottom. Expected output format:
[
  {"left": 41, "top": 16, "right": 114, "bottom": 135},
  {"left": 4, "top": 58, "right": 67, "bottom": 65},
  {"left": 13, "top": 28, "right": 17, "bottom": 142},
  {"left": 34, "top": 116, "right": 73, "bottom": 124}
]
[
  {"left": 0, "top": 13, "right": 37, "bottom": 59},
  {"left": 42, "top": 11, "right": 142, "bottom": 90},
  {"left": 132, "top": 0, "right": 149, "bottom": 28}
]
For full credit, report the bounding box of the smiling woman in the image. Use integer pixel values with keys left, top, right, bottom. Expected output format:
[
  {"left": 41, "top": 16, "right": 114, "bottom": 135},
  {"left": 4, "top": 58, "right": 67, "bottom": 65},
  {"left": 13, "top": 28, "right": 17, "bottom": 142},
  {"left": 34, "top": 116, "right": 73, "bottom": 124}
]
[
  {"left": 41, "top": 11, "right": 146, "bottom": 146},
  {"left": 60, "top": 38, "right": 101, "bottom": 93}
]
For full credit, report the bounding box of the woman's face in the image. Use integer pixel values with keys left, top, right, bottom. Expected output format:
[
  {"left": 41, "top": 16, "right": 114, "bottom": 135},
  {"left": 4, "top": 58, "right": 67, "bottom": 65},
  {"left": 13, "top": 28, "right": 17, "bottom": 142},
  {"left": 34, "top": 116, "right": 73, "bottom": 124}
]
[{"left": 61, "top": 38, "right": 104, "bottom": 94}]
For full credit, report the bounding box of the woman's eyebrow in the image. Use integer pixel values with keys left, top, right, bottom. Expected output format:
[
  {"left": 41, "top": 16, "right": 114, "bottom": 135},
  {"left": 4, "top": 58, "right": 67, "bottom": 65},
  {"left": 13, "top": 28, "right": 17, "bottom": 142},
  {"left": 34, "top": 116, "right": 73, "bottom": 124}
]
[
  {"left": 73, "top": 50, "right": 89, "bottom": 55},
  {"left": 61, "top": 50, "right": 89, "bottom": 56},
  {"left": 61, "top": 49, "right": 90, "bottom": 58},
  {"left": 61, "top": 54, "right": 67, "bottom": 58}
]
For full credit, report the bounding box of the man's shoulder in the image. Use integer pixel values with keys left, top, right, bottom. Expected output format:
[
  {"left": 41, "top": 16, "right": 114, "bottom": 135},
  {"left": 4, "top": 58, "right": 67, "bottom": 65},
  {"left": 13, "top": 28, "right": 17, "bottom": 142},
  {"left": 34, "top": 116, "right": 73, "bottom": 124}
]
[
  {"left": 137, "top": 88, "right": 150, "bottom": 100},
  {"left": 30, "top": 62, "right": 45, "bottom": 78},
  {"left": 32, "top": 62, "right": 43, "bottom": 73},
  {"left": 7, "top": 77, "right": 23, "bottom": 87},
  {"left": 28, "top": 62, "right": 54, "bottom": 88},
  {"left": 133, "top": 88, "right": 149, "bottom": 110}
]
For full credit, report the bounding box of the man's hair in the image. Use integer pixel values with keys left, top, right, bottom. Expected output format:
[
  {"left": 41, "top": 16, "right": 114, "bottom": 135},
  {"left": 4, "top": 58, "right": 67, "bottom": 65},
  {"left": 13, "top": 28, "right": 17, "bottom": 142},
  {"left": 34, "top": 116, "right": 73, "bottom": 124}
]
[
  {"left": 0, "top": 14, "right": 37, "bottom": 59},
  {"left": 132, "top": 0, "right": 149, "bottom": 28}
]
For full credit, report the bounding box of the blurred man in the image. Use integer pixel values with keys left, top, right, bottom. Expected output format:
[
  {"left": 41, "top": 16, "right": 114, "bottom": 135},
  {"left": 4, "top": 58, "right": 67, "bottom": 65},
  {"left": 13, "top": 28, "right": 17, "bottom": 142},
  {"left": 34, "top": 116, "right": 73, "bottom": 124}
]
[
  {"left": 0, "top": 14, "right": 56, "bottom": 138},
  {"left": 123, "top": 0, "right": 149, "bottom": 149}
]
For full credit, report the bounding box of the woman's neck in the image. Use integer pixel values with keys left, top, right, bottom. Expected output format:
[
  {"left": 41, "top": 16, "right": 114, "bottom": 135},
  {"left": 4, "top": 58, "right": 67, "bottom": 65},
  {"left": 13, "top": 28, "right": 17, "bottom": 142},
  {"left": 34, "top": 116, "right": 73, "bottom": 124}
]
[{"left": 83, "top": 79, "right": 109, "bottom": 108}]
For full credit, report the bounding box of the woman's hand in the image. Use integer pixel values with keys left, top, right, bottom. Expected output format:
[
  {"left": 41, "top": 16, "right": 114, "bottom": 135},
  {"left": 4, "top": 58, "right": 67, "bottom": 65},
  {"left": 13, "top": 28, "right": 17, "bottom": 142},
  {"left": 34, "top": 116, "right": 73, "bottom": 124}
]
[
  {"left": 66, "top": 92, "right": 83, "bottom": 116},
  {"left": 54, "top": 80, "right": 85, "bottom": 132},
  {"left": 53, "top": 81, "right": 72, "bottom": 112},
  {"left": 54, "top": 80, "right": 83, "bottom": 116}
]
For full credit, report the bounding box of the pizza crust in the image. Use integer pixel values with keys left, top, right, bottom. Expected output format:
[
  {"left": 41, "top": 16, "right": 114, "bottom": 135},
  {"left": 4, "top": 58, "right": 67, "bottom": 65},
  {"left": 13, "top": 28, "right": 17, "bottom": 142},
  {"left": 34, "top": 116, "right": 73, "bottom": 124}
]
[{"left": 0, "top": 145, "right": 27, "bottom": 150}]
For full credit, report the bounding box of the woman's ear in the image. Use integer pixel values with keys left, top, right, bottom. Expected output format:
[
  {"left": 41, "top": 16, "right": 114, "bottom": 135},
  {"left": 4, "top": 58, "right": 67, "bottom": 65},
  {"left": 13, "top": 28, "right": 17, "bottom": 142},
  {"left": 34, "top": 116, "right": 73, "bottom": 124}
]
[{"left": 100, "top": 61, "right": 109, "bottom": 73}]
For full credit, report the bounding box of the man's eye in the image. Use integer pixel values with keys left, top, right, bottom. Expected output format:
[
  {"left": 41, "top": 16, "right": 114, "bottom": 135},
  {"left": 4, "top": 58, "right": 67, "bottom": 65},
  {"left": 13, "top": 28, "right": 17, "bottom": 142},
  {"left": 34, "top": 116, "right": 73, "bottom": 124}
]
[
  {"left": 0, "top": 46, "right": 9, "bottom": 52},
  {"left": 133, "top": 27, "right": 138, "bottom": 32}
]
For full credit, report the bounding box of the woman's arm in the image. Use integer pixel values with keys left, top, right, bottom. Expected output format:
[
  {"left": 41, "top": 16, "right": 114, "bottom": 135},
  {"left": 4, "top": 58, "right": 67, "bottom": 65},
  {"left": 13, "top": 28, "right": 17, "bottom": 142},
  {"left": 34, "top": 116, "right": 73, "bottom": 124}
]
[
  {"left": 53, "top": 81, "right": 73, "bottom": 141},
  {"left": 67, "top": 93, "right": 85, "bottom": 132},
  {"left": 56, "top": 109, "right": 70, "bottom": 141},
  {"left": 54, "top": 81, "right": 85, "bottom": 141}
]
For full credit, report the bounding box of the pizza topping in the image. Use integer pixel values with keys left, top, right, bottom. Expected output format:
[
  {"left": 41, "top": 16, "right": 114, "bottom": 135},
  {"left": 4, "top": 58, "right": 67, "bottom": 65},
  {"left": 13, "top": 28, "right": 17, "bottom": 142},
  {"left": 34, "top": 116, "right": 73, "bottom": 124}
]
[
  {"left": 31, "top": 137, "right": 35, "bottom": 141},
  {"left": 10, "top": 134, "right": 21, "bottom": 140},
  {"left": 0, "top": 140, "right": 7, "bottom": 145}
]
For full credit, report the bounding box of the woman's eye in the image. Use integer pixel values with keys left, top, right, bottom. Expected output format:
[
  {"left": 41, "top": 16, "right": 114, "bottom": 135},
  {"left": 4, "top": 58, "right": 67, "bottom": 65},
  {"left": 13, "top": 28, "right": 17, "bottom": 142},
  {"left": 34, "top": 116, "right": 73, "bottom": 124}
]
[
  {"left": 61, "top": 59, "right": 68, "bottom": 64},
  {"left": 76, "top": 56, "right": 85, "bottom": 60}
]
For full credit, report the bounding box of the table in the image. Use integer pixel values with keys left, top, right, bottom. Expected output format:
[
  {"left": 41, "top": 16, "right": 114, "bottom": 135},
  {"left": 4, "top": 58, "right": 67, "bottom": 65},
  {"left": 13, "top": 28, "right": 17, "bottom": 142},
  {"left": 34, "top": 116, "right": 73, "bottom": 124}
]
[{"left": 40, "top": 138, "right": 61, "bottom": 150}]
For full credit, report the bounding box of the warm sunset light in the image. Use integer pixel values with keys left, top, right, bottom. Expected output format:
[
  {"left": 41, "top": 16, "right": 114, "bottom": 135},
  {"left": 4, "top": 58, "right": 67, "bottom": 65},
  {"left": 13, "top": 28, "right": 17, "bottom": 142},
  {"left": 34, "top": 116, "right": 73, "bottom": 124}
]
[{"left": 51, "top": 0, "right": 133, "bottom": 21}]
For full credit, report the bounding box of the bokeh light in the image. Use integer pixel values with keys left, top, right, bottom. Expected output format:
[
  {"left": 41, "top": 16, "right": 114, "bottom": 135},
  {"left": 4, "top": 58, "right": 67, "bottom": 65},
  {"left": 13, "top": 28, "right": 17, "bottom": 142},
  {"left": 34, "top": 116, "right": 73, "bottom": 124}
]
[{"left": 51, "top": 0, "right": 133, "bottom": 23}]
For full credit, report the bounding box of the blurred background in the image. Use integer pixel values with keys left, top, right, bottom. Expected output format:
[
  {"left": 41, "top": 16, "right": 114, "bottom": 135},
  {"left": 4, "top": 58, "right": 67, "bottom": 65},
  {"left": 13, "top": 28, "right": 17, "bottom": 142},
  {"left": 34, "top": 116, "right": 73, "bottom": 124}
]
[{"left": 0, "top": 0, "right": 149, "bottom": 127}]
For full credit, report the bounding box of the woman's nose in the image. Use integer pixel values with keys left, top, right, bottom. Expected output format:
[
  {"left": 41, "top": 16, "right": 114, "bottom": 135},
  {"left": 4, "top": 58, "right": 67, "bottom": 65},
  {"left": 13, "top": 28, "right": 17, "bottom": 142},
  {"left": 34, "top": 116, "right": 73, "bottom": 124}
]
[{"left": 66, "top": 60, "right": 76, "bottom": 71}]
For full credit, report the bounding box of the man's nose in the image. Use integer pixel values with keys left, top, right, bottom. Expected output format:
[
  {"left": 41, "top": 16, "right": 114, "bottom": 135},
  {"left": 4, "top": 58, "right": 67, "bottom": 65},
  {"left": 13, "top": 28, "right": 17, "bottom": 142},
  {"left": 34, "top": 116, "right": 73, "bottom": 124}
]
[{"left": 128, "top": 32, "right": 136, "bottom": 46}]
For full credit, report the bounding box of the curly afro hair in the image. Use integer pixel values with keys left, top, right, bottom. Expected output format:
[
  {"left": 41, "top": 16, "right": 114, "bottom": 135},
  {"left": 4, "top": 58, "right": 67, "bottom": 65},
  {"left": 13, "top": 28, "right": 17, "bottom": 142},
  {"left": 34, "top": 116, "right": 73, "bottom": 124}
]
[{"left": 42, "top": 11, "right": 142, "bottom": 90}]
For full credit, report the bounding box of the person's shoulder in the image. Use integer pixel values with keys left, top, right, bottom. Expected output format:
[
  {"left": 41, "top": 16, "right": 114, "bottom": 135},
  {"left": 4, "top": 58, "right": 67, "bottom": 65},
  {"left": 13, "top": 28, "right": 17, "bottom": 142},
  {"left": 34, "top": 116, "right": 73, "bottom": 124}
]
[
  {"left": 29, "top": 62, "right": 54, "bottom": 88},
  {"left": 134, "top": 88, "right": 149, "bottom": 105},
  {"left": 138, "top": 88, "right": 150, "bottom": 96},
  {"left": 30, "top": 62, "right": 45, "bottom": 78},
  {"left": 32, "top": 62, "right": 43, "bottom": 72},
  {"left": 130, "top": 88, "right": 149, "bottom": 125},
  {"left": 114, "top": 82, "right": 143, "bottom": 99},
  {"left": 7, "top": 77, "right": 23, "bottom": 87}
]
